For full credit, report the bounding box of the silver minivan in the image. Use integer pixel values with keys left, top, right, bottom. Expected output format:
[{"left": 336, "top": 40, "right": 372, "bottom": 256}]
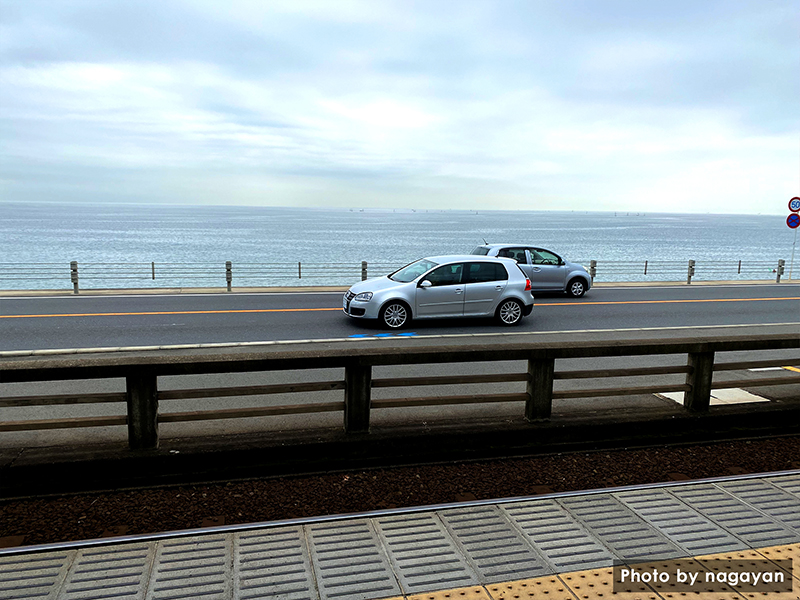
[
  {"left": 472, "top": 244, "right": 591, "bottom": 297},
  {"left": 343, "top": 255, "right": 534, "bottom": 328}
]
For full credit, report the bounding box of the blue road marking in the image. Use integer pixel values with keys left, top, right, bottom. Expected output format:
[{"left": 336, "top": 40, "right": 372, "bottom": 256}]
[{"left": 348, "top": 332, "right": 418, "bottom": 338}]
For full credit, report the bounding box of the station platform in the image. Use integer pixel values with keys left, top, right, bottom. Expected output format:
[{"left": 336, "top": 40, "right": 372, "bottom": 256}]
[{"left": 2, "top": 471, "right": 800, "bottom": 599}]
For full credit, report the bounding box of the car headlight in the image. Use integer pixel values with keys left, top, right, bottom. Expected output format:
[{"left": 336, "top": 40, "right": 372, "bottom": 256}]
[{"left": 354, "top": 292, "right": 373, "bottom": 301}]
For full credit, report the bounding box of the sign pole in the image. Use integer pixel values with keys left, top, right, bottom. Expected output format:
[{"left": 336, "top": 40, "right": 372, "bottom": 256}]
[{"left": 789, "top": 198, "right": 800, "bottom": 280}]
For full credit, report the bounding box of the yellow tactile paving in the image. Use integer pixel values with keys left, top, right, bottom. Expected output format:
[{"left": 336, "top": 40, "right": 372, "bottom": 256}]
[
  {"left": 756, "top": 544, "right": 800, "bottom": 580},
  {"left": 407, "top": 586, "right": 494, "bottom": 600},
  {"left": 485, "top": 576, "right": 578, "bottom": 600},
  {"left": 559, "top": 568, "right": 659, "bottom": 599},
  {"left": 625, "top": 558, "right": 741, "bottom": 600},
  {"left": 384, "top": 543, "right": 800, "bottom": 600}
]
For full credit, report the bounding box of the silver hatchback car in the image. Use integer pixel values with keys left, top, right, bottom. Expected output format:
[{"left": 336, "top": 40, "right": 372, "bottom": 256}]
[
  {"left": 343, "top": 255, "right": 534, "bottom": 328},
  {"left": 472, "top": 244, "right": 592, "bottom": 297}
]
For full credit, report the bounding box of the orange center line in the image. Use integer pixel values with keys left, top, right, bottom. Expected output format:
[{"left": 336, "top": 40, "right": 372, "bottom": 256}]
[
  {"left": 0, "top": 307, "right": 344, "bottom": 319},
  {"left": 0, "top": 296, "right": 797, "bottom": 319},
  {"left": 541, "top": 296, "right": 800, "bottom": 307}
]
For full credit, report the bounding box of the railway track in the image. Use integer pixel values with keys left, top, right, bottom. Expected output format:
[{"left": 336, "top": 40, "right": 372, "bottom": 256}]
[{"left": 2, "top": 434, "right": 799, "bottom": 549}]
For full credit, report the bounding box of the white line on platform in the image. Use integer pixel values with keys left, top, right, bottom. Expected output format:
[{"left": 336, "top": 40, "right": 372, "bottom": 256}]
[{"left": 1, "top": 322, "right": 798, "bottom": 357}]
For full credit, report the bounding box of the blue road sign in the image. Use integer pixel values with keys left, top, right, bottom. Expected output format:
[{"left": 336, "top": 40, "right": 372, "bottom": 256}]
[
  {"left": 788, "top": 213, "right": 800, "bottom": 229},
  {"left": 790, "top": 197, "right": 800, "bottom": 212}
]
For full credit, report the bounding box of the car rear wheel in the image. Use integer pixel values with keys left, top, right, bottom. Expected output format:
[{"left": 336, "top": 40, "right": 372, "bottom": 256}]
[
  {"left": 380, "top": 301, "right": 410, "bottom": 329},
  {"left": 496, "top": 299, "right": 523, "bottom": 325},
  {"left": 567, "top": 278, "right": 586, "bottom": 298}
]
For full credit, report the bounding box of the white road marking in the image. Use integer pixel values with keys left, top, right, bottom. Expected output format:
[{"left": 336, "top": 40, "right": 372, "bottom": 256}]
[
  {"left": 657, "top": 389, "right": 771, "bottom": 405},
  {"left": 1, "top": 322, "right": 798, "bottom": 357}
]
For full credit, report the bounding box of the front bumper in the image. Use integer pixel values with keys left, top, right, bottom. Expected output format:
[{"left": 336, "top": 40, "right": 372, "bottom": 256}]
[{"left": 342, "top": 292, "right": 378, "bottom": 319}]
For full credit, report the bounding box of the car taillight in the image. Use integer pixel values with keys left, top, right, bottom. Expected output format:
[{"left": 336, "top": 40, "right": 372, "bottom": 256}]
[{"left": 524, "top": 278, "right": 531, "bottom": 291}]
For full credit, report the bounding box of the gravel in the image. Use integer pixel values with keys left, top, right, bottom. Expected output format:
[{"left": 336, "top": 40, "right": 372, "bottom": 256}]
[{"left": 2, "top": 435, "right": 800, "bottom": 548}]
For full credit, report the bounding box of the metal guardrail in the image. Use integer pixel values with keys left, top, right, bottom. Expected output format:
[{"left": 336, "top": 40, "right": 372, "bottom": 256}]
[
  {"left": 0, "top": 259, "right": 790, "bottom": 292},
  {"left": 1, "top": 334, "right": 798, "bottom": 450}
]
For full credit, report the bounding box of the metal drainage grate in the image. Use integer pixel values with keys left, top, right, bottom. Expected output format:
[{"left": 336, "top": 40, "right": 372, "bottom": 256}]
[
  {"left": 235, "top": 527, "right": 318, "bottom": 600},
  {"left": 669, "top": 484, "right": 800, "bottom": 547},
  {"left": 438, "top": 506, "right": 550, "bottom": 583},
  {"left": 306, "top": 520, "right": 400, "bottom": 600},
  {"left": 764, "top": 474, "right": 800, "bottom": 502},
  {"left": 501, "top": 499, "right": 615, "bottom": 571},
  {"left": 557, "top": 493, "right": 683, "bottom": 563},
  {"left": 60, "top": 543, "right": 154, "bottom": 600},
  {"left": 374, "top": 513, "right": 476, "bottom": 594},
  {"left": 0, "top": 551, "right": 74, "bottom": 600},
  {"left": 145, "top": 535, "right": 232, "bottom": 600},
  {"left": 614, "top": 488, "right": 747, "bottom": 555},
  {"left": 716, "top": 479, "right": 800, "bottom": 534}
]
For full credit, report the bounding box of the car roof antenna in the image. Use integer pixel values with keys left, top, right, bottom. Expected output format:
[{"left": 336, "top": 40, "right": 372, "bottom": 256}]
[{"left": 482, "top": 237, "right": 488, "bottom": 244}]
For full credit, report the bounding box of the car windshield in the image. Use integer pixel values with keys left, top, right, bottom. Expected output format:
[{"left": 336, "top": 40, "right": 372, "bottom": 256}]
[
  {"left": 389, "top": 259, "right": 439, "bottom": 283},
  {"left": 471, "top": 247, "right": 490, "bottom": 255}
]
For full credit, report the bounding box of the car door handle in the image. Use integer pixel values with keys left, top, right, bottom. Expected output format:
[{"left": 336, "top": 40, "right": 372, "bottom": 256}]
[
  {"left": 455, "top": 288, "right": 463, "bottom": 294},
  {"left": 532, "top": 267, "right": 541, "bottom": 272},
  {"left": 495, "top": 285, "right": 503, "bottom": 290}
]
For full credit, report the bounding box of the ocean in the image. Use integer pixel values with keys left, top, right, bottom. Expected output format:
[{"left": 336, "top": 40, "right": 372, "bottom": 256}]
[{"left": 0, "top": 202, "right": 796, "bottom": 289}]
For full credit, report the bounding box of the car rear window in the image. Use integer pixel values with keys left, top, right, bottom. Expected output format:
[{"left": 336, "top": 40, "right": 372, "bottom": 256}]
[
  {"left": 471, "top": 247, "right": 490, "bottom": 255},
  {"left": 466, "top": 262, "right": 508, "bottom": 283}
]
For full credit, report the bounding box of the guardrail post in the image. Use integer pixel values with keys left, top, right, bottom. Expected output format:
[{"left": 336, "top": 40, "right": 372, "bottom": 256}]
[
  {"left": 777, "top": 259, "right": 785, "bottom": 283},
  {"left": 361, "top": 261, "right": 368, "bottom": 281},
  {"left": 589, "top": 260, "right": 596, "bottom": 281},
  {"left": 526, "top": 357, "right": 554, "bottom": 420},
  {"left": 225, "top": 261, "right": 232, "bottom": 292},
  {"left": 687, "top": 260, "right": 695, "bottom": 284},
  {"left": 70, "top": 261, "right": 79, "bottom": 294},
  {"left": 684, "top": 351, "right": 714, "bottom": 412},
  {"left": 126, "top": 368, "right": 159, "bottom": 449},
  {"left": 151, "top": 261, "right": 155, "bottom": 280},
  {"left": 298, "top": 262, "right": 302, "bottom": 279},
  {"left": 344, "top": 361, "right": 371, "bottom": 433},
  {"left": 644, "top": 260, "right": 648, "bottom": 275}
]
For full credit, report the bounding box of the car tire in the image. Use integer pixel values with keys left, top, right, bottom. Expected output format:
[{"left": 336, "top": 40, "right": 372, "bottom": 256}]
[
  {"left": 380, "top": 301, "right": 410, "bottom": 329},
  {"left": 496, "top": 298, "right": 523, "bottom": 325},
  {"left": 567, "top": 278, "right": 587, "bottom": 298}
]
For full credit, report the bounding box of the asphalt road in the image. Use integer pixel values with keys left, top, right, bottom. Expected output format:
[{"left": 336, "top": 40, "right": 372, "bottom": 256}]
[{"left": 1, "top": 283, "right": 799, "bottom": 351}]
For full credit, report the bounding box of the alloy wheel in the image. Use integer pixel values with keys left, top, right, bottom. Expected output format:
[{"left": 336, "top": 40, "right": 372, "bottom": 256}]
[
  {"left": 498, "top": 300, "right": 522, "bottom": 324},
  {"left": 382, "top": 303, "right": 408, "bottom": 328}
]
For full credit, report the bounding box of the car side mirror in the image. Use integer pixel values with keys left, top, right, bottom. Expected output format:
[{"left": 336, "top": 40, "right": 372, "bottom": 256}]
[{"left": 419, "top": 280, "right": 432, "bottom": 288}]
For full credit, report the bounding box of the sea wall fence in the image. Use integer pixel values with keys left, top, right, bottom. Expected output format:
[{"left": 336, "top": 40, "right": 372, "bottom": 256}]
[
  {"left": 1, "top": 334, "right": 798, "bottom": 451},
  {"left": 0, "top": 258, "right": 791, "bottom": 292}
]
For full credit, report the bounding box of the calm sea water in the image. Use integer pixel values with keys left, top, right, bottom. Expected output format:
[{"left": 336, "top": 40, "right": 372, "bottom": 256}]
[{"left": 0, "top": 202, "right": 795, "bottom": 289}]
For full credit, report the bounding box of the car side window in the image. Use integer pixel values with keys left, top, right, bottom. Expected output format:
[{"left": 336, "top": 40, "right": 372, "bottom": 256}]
[
  {"left": 497, "top": 247, "right": 527, "bottom": 263},
  {"left": 529, "top": 248, "right": 560, "bottom": 265},
  {"left": 465, "top": 262, "right": 508, "bottom": 283},
  {"left": 424, "top": 263, "right": 464, "bottom": 286}
]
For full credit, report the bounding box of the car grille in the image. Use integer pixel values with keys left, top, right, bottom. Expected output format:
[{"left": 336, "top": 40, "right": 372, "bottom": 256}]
[{"left": 344, "top": 291, "right": 356, "bottom": 302}]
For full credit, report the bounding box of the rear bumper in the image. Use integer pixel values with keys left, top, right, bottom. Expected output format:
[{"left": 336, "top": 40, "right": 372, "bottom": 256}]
[{"left": 523, "top": 302, "right": 534, "bottom": 316}]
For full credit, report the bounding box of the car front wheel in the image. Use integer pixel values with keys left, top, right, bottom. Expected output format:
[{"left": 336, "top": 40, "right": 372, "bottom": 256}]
[
  {"left": 380, "top": 301, "right": 410, "bottom": 329},
  {"left": 567, "top": 278, "right": 586, "bottom": 298},
  {"left": 496, "top": 299, "right": 523, "bottom": 325}
]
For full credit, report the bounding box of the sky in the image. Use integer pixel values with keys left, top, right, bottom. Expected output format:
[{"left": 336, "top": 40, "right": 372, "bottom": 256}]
[{"left": 0, "top": 0, "right": 797, "bottom": 214}]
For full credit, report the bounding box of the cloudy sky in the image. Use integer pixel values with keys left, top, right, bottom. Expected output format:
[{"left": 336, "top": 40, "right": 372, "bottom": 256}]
[{"left": 1, "top": 1, "right": 797, "bottom": 214}]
